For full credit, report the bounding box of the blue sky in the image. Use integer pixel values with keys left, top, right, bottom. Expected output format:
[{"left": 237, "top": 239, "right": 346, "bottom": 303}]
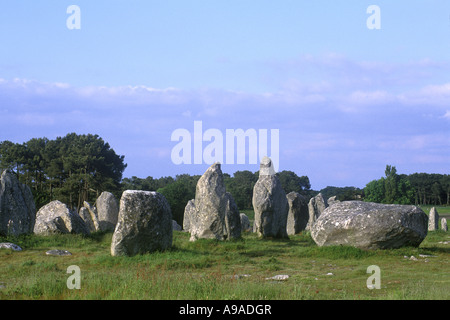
[{"left": 1, "top": 1, "right": 449, "bottom": 190}]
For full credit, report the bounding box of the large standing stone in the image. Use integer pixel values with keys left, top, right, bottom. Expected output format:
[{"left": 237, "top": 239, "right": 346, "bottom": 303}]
[
  {"left": 0, "top": 170, "right": 36, "bottom": 236},
  {"left": 188, "top": 162, "right": 241, "bottom": 241},
  {"left": 111, "top": 190, "right": 173, "bottom": 257},
  {"left": 34, "top": 200, "right": 89, "bottom": 235},
  {"left": 252, "top": 157, "right": 288, "bottom": 239},
  {"left": 428, "top": 207, "right": 439, "bottom": 231},
  {"left": 306, "top": 193, "right": 328, "bottom": 231},
  {"left": 96, "top": 191, "right": 119, "bottom": 232},
  {"left": 311, "top": 201, "right": 428, "bottom": 250},
  {"left": 286, "top": 192, "right": 309, "bottom": 235}
]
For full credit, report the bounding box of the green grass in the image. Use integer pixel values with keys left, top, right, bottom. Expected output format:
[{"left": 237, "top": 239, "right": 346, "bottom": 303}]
[{"left": 0, "top": 229, "right": 449, "bottom": 300}]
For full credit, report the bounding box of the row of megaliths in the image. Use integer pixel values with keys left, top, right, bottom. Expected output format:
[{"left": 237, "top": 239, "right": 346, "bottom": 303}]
[{"left": 184, "top": 156, "right": 294, "bottom": 241}]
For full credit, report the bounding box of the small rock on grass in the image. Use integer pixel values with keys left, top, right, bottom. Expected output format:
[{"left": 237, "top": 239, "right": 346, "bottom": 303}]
[
  {"left": 45, "top": 249, "right": 72, "bottom": 256},
  {"left": 265, "top": 275, "right": 289, "bottom": 281},
  {"left": 0, "top": 242, "right": 22, "bottom": 251}
]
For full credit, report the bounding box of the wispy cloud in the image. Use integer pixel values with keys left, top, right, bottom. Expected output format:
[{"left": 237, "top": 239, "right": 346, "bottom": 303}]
[{"left": 1, "top": 55, "right": 449, "bottom": 188}]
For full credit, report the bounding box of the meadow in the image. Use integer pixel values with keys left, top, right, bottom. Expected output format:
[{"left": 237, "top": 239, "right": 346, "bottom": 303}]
[{"left": 0, "top": 207, "right": 449, "bottom": 300}]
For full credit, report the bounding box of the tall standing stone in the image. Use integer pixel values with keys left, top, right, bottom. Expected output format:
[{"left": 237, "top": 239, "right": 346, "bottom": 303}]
[
  {"left": 111, "top": 190, "right": 172, "bottom": 257},
  {"left": 428, "top": 207, "right": 439, "bottom": 231},
  {"left": 306, "top": 193, "right": 328, "bottom": 231},
  {"left": 286, "top": 191, "right": 309, "bottom": 235},
  {"left": 96, "top": 191, "right": 119, "bottom": 232},
  {"left": 0, "top": 170, "right": 36, "bottom": 236},
  {"left": 252, "top": 157, "right": 288, "bottom": 239},
  {"left": 188, "top": 162, "right": 241, "bottom": 241}
]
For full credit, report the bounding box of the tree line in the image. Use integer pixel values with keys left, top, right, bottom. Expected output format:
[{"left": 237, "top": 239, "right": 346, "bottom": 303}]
[
  {"left": 364, "top": 165, "right": 450, "bottom": 206},
  {"left": 1, "top": 134, "right": 447, "bottom": 226},
  {"left": 0, "top": 133, "right": 126, "bottom": 210}
]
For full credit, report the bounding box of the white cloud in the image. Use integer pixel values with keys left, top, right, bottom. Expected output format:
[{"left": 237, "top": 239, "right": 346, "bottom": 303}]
[
  {"left": 443, "top": 110, "right": 450, "bottom": 120},
  {"left": 1, "top": 56, "right": 449, "bottom": 189}
]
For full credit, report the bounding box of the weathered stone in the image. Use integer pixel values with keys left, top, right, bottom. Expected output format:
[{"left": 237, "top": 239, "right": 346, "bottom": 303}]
[
  {"left": 33, "top": 200, "right": 89, "bottom": 236},
  {"left": 240, "top": 213, "right": 252, "bottom": 232},
  {"left": 0, "top": 242, "right": 22, "bottom": 251},
  {"left": 311, "top": 201, "right": 428, "bottom": 250},
  {"left": 0, "top": 170, "right": 36, "bottom": 236},
  {"left": 224, "top": 192, "right": 241, "bottom": 240},
  {"left": 182, "top": 199, "right": 195, "bottom": 232},
  {"left": 252, "top": 157, "right": 288, "bottom": 239},
  {"left": 46, "top": 249, "right": 72, "bottom": 256},
  {"left": 441, "top": 218, "right": 448, "bottom": 232},
  {"left": 306, "top": 193, "right": 328, "bottom": 230},
  {"left": 96, "top": 191, "right": 119, "bottom": 232},
  {"left": 111, "top": 190, "right": 172, "bottom": 257},
  {"left": 83, "top": 201, "right": 100, "bottom": 231},
  {"left": 428, "top": 207, "right": 439, "bottom": 231},
  {"left": 286, "top": 192, "right": 309, "bottom": 235},
  {"left": 79, "top": 207, "right": 97, "bottom": 233},
  {"left": 327, "top": 196, "right": 340, "bottom": 207},
  {"left": 189, "top": 163, "right": 241, "bottom": 241}
]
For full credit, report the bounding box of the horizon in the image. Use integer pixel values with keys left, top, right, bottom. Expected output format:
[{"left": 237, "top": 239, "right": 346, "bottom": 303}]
[{"left": 1, "top": 1, "right": 449, "bottom": 191}]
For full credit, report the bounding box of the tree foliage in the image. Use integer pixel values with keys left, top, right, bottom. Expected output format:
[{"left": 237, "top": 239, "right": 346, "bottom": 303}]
[
  {"left": 318, "top": 186, "right": 363, "bottom": 202},
  {"left": 0, "top": 133, "right": 127, "bottom": 210},
  {"left": 364, "top": 165, "right": 448, "bottom": 205}
]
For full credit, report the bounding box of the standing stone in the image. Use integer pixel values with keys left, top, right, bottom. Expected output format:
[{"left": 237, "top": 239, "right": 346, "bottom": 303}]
[
  {"left": 111, "top": 190, "right": 172, "bottom": 257},
  {"left": 79, "top": 207, "right": 93, "bottom": 232},
  {"left": 327, "top": 196, "right": 340, "bottom": 207},
  {"left": 188, "top": 162, "right": 241, "bottom": 241},
  {"left": 252, "top": 157, "right": 288, "bottom": 239},
  {"left": 428, "top": 207, "right": 439, "bottom": 231},
  {"left": 224, "top": 192, "right": 241, "bottom": 240},
  {"left": 182, "top": 199, "right": 195, "bottom": 232},
  {"left": 96, "top": 191, "right": 119, "bottom": 232},
  {"left": 240, "top": 213, "right": 251, "bottom": 232},
  {"left": 0, "top": 170, "right": 36, "bottom": 236},
  {"left": 441, "top": 218, "right": 448, "bottom": 232},
  {"left": 306, "top": 193, "right": 328, "bottom": 231},
  {"left": 311, "top": 201, "right": 428, "bottom": 249},
  {"left": 83, "top": 201, "right": 100, "bottom": 231},
  {"left": 34, "top": 200, "right": 89, "bottom": 235},
  {"left": 79, "top": 206, "right": 97, "bottom": 233},
  {"left": 286, "top": 192, "right": 309, "bottom": 235}
]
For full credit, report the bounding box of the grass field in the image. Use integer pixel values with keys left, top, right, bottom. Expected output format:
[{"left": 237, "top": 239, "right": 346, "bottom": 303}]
[{"left": 1, "top": 219, "right": 449, "bottom": 300}]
